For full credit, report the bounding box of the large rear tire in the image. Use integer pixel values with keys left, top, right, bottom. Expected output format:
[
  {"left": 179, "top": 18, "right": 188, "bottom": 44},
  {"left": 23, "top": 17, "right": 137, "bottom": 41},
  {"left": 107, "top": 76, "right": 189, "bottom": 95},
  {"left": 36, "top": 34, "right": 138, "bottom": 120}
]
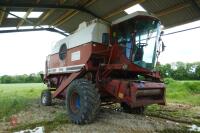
[{"left": 66, "top": 79, "right": 100, "bottom": 124}]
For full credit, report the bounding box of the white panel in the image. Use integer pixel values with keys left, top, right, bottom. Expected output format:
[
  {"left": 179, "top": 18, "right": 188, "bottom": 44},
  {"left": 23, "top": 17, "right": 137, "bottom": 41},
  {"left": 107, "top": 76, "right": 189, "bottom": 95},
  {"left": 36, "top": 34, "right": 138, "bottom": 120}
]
[
  {"left": 48, "top": 64, "right": 85, "bottom": 74},
  {"left": 51, "top": 20, "right": 109, "bottom": 55},
  {"left": 71, "top": 51, "right": 80, "bottom": 61}
]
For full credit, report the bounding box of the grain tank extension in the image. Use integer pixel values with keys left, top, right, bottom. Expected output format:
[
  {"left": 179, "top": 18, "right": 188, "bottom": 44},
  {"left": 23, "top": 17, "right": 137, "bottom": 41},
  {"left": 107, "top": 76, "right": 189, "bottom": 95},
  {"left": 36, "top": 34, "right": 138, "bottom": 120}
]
[{"left": 41, "top": 11, "right": 166, "bottom": 124}]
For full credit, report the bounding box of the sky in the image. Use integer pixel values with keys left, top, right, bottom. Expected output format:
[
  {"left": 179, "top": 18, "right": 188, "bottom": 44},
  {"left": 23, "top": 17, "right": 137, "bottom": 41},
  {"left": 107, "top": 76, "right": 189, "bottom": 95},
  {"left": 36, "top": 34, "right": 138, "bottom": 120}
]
[
  {"left": 0, "top": 4, "right": 200, "bottom": 75},
  {"left": 0, "top": 30, "right": 64, "bottom": 75},
  {"left": 159, "top": 20, "right": 200, "bottom": 64}
]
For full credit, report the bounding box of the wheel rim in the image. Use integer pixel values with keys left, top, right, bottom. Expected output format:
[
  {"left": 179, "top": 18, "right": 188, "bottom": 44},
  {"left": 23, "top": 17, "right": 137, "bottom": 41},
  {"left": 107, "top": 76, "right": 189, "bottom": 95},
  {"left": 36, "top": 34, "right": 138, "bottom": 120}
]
[
  {"left": 42, "top": 95, "right": 47, "bottom": 104},
  {"left": 70, "top": 91, "right": 81, "bottom": 113}
]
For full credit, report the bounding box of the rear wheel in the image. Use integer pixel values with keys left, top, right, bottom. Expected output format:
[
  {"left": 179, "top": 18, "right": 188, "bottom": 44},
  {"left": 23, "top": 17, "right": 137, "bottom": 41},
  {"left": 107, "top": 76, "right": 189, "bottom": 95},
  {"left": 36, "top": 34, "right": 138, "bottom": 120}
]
[
  {"left": 41, "top": 90, "right": 52, "bottom": 106},
  {"left": 121, "top": 103, "right": 144, "bottom": 114},
  {"left": 66, "top": 79, "right": 100, "bottom": 124}
]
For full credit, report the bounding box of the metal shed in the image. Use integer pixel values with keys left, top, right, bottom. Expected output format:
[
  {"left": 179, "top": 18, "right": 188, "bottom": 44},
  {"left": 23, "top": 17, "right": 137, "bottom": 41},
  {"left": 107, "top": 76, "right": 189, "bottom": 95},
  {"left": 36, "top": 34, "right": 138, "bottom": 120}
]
[{"left": 0, "top": 0, "right": 199, "bottom": 34}]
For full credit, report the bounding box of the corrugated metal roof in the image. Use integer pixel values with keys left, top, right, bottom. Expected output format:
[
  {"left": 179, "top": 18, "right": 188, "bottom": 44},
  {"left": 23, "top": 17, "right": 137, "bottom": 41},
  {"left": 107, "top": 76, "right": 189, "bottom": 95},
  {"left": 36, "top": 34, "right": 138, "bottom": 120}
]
[
  {"left": 141, "top": 0, "right": 200, "bottom": 28},
  {"left": 86, "top": 0, "right": 132, "bottom": 16},
  {"left": 58, "top": 11, "right": 94, "bottom": 33},
  {"left": 0, "top": 0, "right": 199, "bottom": 33},
  {"left": 160, "top": 6, "right": 200, "bottom": 28},
  {"left": 141, "top": 0, "right": 185, "bottom": 12}
]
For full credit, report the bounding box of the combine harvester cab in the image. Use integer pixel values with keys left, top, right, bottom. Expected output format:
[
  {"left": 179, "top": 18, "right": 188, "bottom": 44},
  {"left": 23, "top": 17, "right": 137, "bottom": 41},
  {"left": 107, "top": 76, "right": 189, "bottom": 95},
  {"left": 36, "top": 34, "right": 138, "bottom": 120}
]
[{"left": 41, "top": 11, "right": 166, "bottom": 124}]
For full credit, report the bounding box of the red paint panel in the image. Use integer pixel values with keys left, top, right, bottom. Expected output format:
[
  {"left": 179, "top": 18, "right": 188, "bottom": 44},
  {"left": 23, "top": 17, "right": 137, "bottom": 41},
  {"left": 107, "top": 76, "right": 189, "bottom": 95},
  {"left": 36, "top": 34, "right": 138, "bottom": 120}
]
[
  {"left": 48, "top": 43, "right": 92, "bottom": 69},
  {"left": 103, "top": 79, "right": 165, "bottom": 107}
]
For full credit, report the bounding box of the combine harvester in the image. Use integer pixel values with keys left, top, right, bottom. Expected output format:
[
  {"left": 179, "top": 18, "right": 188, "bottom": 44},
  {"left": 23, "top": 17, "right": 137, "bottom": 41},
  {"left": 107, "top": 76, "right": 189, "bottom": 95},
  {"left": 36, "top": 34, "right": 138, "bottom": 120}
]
[{"left": 41, "top": 11, "right": 166, "bottom": 124}]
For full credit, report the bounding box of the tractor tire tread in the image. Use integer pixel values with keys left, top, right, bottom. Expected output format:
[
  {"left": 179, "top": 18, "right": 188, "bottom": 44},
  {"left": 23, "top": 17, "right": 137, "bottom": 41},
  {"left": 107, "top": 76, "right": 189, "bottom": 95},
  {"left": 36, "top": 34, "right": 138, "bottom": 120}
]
[{"left": 66, "top": 79, "right": 100, "bottom": 124}]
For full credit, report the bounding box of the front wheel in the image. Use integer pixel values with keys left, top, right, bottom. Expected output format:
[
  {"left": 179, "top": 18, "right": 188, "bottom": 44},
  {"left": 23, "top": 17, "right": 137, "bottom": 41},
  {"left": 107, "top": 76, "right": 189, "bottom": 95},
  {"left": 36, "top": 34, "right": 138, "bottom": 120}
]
[
  {"left": 41, "top": 90, "right": 52, "bottom": 106},
  {"left": 66, "top": 79, "right": 100, "bottom": 124}
]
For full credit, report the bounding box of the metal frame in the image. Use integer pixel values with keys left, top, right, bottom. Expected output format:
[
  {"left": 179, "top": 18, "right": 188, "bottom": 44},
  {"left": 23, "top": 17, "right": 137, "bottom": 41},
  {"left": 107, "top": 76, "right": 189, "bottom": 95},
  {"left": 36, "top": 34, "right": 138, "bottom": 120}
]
[
  {"left": 52, "top": 0, "right": 97, "bottom": 27},
  {"left": 0, "top": 2, "right": 101, "bottom": 19},
  {"left": 0, "top": 0, "right": 199, "bottom": 33},
  {"left": 0, "top": 28, "right": 68, "bottom": 36}
]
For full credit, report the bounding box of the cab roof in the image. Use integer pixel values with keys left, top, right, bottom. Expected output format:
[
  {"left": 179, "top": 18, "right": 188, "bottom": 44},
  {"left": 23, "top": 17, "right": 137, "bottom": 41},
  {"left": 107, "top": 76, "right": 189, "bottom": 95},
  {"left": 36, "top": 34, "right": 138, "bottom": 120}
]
[{"left": 112, "top": 11, "right": 158, "bottom": 25}]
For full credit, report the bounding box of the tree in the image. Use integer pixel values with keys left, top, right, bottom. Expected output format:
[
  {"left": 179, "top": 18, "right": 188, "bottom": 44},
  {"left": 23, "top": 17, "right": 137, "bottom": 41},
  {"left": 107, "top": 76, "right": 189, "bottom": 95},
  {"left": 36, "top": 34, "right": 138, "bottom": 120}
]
[
  {"left": 0, "top": 73, "right": 42, "bottom": 83},
  {"left": 195, "top": 63, "right": 200, "bottom": 79},
  {"left": 1, "top": 75, "right": 12, "bottom": 83},
  {"left": 156, "top": 63, "right": 173, "bottom": 78},
  {"left": 156, "top": 62, "right": 200, "bottom": 80}
]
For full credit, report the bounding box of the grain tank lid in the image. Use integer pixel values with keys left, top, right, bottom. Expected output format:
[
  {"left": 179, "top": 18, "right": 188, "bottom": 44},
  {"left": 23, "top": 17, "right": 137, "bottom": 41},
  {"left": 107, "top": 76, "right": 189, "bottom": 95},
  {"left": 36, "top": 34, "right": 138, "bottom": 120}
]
[
  {"left": 50, "top": 20, "right": 95, "bottom": 53},
  {"left": 50, "top": 19, "right": 110, "bottom": 55},
  {"left": 72, "top": 19, "right": 110, "bottom": 33},
  {"left": 111, "top": 11, "right": 158, "bottom": 25}
]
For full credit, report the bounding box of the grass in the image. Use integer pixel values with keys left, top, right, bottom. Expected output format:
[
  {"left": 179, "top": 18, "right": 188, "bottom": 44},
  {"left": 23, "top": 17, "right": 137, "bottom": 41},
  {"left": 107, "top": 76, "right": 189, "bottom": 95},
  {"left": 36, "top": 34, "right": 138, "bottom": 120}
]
[
  {"left": 0, "top": 83, "right": 69, "bottom": 132},
  {"left": 146, "top": 104, "right": 200, "bottom": 126},
  {"left": 10, "top": 112, "right": 69, "bottom": 133},
  {"left": 0, "top": 83, "right": 45, "bottom": 120},
  {"left": 146, "top": 79, "right": 200, "bottom": 127},
  {"left": 165, "top": 79, "right": 200, "bottom": 105},
  {"left": 0, "top": 80, "right": 200, "bottom": 131},
  {"left": 0, "top": 80, "right": 199, "bottom": 120}
]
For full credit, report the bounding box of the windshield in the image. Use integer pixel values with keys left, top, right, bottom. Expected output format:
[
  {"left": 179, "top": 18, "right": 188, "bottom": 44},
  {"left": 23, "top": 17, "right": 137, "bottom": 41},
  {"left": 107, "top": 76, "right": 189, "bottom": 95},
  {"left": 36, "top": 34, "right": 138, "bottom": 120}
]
[{"left": 115, "top": 18, "right": 161, "bottom": 70}]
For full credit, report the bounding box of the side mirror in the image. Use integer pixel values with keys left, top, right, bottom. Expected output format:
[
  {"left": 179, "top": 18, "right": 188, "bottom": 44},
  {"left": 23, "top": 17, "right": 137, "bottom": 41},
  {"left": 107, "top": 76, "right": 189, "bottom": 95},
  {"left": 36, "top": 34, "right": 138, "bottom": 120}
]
[
  {"left": 160, "top": 31, "right": 164, "bottom": 36},
  {"left": 161, "top": 41, "right": 166, "bottom": 52},
  {"left": 159, "top": 31, "right": 164, "bottom": 41},
  {"left": 159, "top": 31, "right": 165, "bottom": 52}
]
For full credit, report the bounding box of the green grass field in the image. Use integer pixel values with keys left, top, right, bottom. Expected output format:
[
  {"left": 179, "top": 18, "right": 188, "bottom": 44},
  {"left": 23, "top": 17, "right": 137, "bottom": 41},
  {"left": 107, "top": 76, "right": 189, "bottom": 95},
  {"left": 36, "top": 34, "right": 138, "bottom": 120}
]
[
  {"left": 0, "top": 83, "right": 46, "bottom": 119},
  {"left": 0, "top": 80, "right": 200, "bottom": 120},
  {"left": 146, "top": 79, "right": 200, "bottom": 126},
  {"left": 165, "top": 79, "right": 200, "bottom": 105}
]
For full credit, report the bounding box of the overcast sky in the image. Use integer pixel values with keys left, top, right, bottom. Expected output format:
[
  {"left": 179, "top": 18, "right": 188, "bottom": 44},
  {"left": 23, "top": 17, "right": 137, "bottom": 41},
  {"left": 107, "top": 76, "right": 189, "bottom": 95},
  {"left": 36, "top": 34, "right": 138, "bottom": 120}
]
[
  {"left": 0, "top": 30, "right": 64, "bottom": 75},
  {"left": 0, "top": 20, "right": 199, "bottom": 76},
  {"left": 159, "top": 20, "right": 200, "bottom": 64}
]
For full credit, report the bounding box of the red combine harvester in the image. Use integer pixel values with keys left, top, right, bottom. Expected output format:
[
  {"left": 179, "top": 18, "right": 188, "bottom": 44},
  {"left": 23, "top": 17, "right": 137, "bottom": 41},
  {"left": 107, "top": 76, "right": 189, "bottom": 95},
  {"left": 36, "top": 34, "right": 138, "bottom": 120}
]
[{"left": 41, "top": 11, "right": 166, "bottom": 124}]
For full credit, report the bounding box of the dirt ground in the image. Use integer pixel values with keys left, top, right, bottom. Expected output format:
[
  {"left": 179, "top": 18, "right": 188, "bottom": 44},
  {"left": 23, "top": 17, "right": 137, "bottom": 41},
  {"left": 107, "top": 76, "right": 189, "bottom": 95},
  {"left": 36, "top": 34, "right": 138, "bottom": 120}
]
[
  {"left": 0, "top": 100, "right": 199, "bottom": 133},
  {"left": 52, "top": 109, "right": 182, "bottom": 133}
]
